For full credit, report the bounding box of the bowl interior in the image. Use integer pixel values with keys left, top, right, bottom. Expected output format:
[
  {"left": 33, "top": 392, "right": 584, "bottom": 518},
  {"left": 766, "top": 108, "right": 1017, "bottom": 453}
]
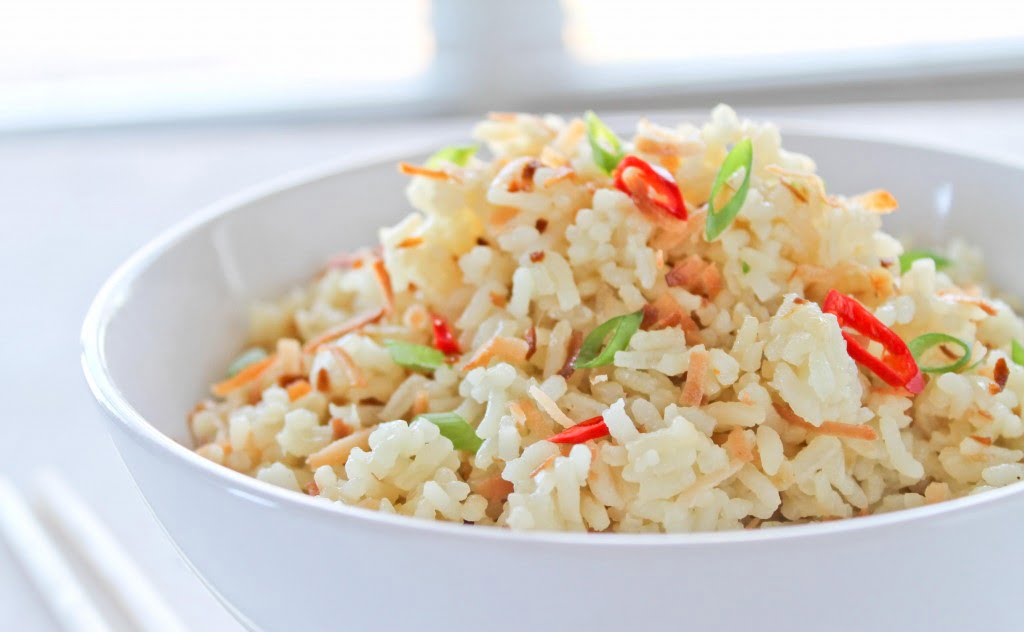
[{"left": 92, "top": 132, "right": 1024, "bottom": 447}]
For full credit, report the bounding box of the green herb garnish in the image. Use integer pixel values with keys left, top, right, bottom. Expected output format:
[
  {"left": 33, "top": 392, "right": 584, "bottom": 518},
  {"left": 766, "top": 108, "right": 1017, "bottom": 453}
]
[
  {"left": 574, "top": 310, "right": 644, "bottom": 369},
  {"left": 226, "top": 347, "right": 268, "bottom": 377},
  {"left": 908, "top": 333, "right": 972, "bottom": 374},
  {"left": 418, "top": 412, "right": 484, "bottom": 453},
  {"left": 426, "top": 145, "right": 478, "bottom": 168},
  {"left": 705, "top": 138, "right": 753, "bottom": 241},
  {"left": 1012, "top": 339, "right": 1024, "bottom": 366},
  {"left": 741, "top": 261, "right": 751, "bottom": 274},
  {"left": 585, "top": 111, "right": 625, "bottom": 175},
  {"left": 385, "top": 340, "right": 445, "bottom": 373},
  {"left": 898, "top": 250, "right": 951, "bottom": 274}
]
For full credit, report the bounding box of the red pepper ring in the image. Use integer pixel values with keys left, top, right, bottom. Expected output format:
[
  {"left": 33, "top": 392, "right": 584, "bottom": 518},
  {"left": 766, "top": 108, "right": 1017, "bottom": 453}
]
[
  {"left": 430, "top": 314, "right": 462, "bottom": 356},
  {"left": 547, "top": 415, "right": 610, "bottom": 445},
  {"left": 822, "top": 289, "right": 924, "bottom": 393},
  {"left": 612, "top": 155, "right": 688, "bottom": 221}
]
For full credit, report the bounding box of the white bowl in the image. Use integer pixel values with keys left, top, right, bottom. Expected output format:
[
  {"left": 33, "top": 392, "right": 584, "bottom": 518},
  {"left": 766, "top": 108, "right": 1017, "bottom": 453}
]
[{"left": 82, "top": 126, "right": 1024, "bottom": 631}]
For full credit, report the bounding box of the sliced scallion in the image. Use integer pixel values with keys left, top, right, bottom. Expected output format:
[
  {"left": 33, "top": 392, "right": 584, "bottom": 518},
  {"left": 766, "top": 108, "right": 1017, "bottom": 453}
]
[
  {"left": 741, "top": 261, "right": 751, "bottom": 274},
  {"left": 898, "top": 249, "right": 951, "bottom": 274},
  {"left": 426, "top": 144, "right": 478, "bottom": 168},
  {"left": 908, "top": 333, "right": 971, "bottom": 373},
  {"left": 705, "top": 138, "right": 753, "bottom": 241},
  {"left": 385, "top": 340, "right": 445, "bottom": 373},
  {"left": 574, "top": 310, "right": 644, "bottom": 369},
  {"left": 418, "top": 412, "right": 484, "bottom": 453},
  {"left": 226, "top": 347, "right": 268, "bottom": 377},
  {"left": 585, "top": 111, "right": 625, "bottom": 175},
  {"left": 1012, "top": 339, "right": 1024, "bottom": 366}
]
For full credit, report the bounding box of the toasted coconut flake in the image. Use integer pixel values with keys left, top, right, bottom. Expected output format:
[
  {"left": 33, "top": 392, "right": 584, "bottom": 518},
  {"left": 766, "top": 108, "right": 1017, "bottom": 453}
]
[
  {"left": 994, "top": 358, "right": 1010, "bottom": 391},
  {"left": 869, "top": 385, "right": 914, "bottom": 398},
  {"left": 315, "top": 368, "right": 330, "bottom": 392},
  {"left": 303, "top": 307, "right": 385, "bottom": 354},
  {"left": 542, "top": 166, "right": 575, "bottom": 188},
  {"left": 530, "top": 453, "right": 559, "bottom": 478},
  {"left": 539, "top": 146, "right": 569, "bottom": 168},
  {"left": 402, "top": 304, "right": 430, "bottom": 331},
  {"left": 286, "top": 379, "right": 312, "bottom": 401},
  {"left": 323, "top": 344, "right": 367, "bottom": 388},
  {"left": 938, "top": 292, "right": 998, "bottom": 316},
  {"left": 524, "top": 325, "right": 537, "bottom": 360},
  {"left": 528, "top": 384, "right": 575, "bottom": 428},
  {"left": 487, "top": 111, "right": 519, "bottom": 122},
  {"left": 306, "top": 428, "right": 373, "bottom": 469},
  {"left": 852, "top": 189, "right": 898, "bottom": 214},
  {"left": 558, "top": 330, "right": 583, "bottom": 379},
  {"left": 470, "top": 474, "right": 514, "bottom": 503},
  {"left": 211, "top": 355, "right": 277, "bottom": 397},
  {"left": 658, "top": 155, "right": 681, "bottom": 174},
  {"left": 508, "top": 400, "right": 528, "bottom": 426},
  {"left": 766, "top": 164, "right": 839, "bottom": 207},
  {"left": 489, "top": 206, "right": 520, "bottom": 227},
  {"left": 677, "top": 461, "right": 744, "bottom": 507},
  {"left": 330, "top": 417, "right": 354, "bottom": 439},
  {"left": 397, "top": 161, "right": 461, "bottom": 183},
  {"left": 642, "top": 292, "right": 701, "bottom": 343},
  {"left": 725, "top": 428, "right": 754, "bottom": 463},
  {"left": 780, "top": 178, "right": 810, "bottom": 203},
  {"left": 924, "top": 482, "right": 950, "bottom": 505},
  {"left": 461, "top": 335, "right": 530, "bottom": 372},
  {"left": 489, "top": 290, "right": 508, "bottom": 308},
  {"left": 774, "top": 402, "right": 877, "bottom": 440},
  {"left": 321, "top": 247, "right": 379, "bottom": 274},
  {"left": 396, "top": 236, "right": 424, "bottom": 249},
  {"left": 370, "top": 259, "right": 395, "bottom": 316},
  {"left": 412, "top": 389, "right": 431, "bottom": 416},
  {"left": 680, "top": 349, "right": 709, "bottom": 407},
  {"left": 276, "top": 337, "right": 303, "bottom": 376},
  {"left": 552, "top": 118, "right": 586, "bottom": 154},
  {"left": 509, "top": 159, "right": 540, "bottom": 193}
]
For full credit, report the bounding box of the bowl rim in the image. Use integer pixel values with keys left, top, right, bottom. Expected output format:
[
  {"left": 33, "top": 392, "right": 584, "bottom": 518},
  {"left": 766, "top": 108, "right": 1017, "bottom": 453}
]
[{"left": 81, "top": 121, "right": 1025, "bottom": 547}]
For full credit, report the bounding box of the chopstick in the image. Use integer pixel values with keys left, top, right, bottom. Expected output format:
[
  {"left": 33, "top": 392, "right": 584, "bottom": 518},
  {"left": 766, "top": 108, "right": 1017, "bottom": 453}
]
[
  {"left": 0, "top": 476, "right": 111, "bottom": 631},
  {"left": 33, "top": 470, "right": 186, "bottom": 632}
]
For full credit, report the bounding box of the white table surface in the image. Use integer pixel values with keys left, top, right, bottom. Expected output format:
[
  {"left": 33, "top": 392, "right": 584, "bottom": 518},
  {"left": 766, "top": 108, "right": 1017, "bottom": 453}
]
[{"left": 0, "top": 100, "right": 1021, "bottom": 631}]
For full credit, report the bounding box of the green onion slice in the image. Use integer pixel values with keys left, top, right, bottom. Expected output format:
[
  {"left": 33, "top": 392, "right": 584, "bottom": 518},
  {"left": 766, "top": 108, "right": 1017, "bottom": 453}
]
[
  {"left": 705, "top": 138, "right": 753, "bottom": 241},
  {"left": 574, "top": 310, "right": 644, "bottom": 369},
  {"left": 1011, "top": 339, "right": 1024, "bottom": 366},
  {"left": 908, "top": 333, "right": 972, "bottom": 374},
  {"left": 426, "top": 144, "right": 478, "bottom": 168},
  {"left": 226, "top": 347, "right": 268, "bottom": 377},
  {"left": 585, "top": 111, "right": 625, "bottom": 175},
  {"left": 385, "top": 340, "right": 445, "bottom": 373},
  {"left": 418, "top": 412, "right": 484, "bottom": 453},
  {"left": 741, "top": 261, "right": 751, "bottom": 274},
  {"left": 898, "top": 249, "right": 951, "bottom": 274}
]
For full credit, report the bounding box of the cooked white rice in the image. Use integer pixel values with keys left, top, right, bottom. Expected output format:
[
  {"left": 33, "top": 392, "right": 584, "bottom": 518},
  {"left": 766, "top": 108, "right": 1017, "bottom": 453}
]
[{"left": 190, "top": 106, "right": 1024, "bottom": 533}]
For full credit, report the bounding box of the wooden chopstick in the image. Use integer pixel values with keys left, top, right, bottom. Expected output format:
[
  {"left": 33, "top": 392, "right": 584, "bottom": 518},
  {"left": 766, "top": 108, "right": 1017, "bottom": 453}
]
[
  {"left": 33, "top": 470, "right": 186, "bottom": 632},
  {"left": 0, "top": 476, "right": 111, "bottom": 631}
]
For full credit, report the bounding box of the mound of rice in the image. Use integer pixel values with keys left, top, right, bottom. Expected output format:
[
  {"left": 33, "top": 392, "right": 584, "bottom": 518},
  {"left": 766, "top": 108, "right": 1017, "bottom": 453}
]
[{"left": 190, "top": 106, "right": 1024, "bottom": 532}]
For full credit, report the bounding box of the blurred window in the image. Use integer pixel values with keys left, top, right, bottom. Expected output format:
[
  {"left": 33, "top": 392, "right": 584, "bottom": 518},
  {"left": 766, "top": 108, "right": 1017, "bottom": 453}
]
[
  {"left": 562, "top": 0, "right": 1023, "bottom": 63},
  {"left": 0, "top": 0, "right": 1021, "bottom": 132}
]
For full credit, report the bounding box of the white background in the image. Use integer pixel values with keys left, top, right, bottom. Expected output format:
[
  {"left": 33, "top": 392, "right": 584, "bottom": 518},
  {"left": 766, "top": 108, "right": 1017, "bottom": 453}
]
[{"left": 0, "top": 100, "right": 1022, "bottom": 630}]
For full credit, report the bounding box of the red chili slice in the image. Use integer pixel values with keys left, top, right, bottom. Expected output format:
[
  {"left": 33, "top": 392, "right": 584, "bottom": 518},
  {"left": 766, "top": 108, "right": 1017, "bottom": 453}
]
[
  {"left": 612, "top": 155, "right": 687, "bottom": 221},
  {"left": 430, "top": 314, "right": 461, "bottom": 356},
  {"left": 547, "top": 415, "right": 610, "bottom": 444},
  {"left": 822, "top": 289, "right": 924, "bottom": 393}
]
